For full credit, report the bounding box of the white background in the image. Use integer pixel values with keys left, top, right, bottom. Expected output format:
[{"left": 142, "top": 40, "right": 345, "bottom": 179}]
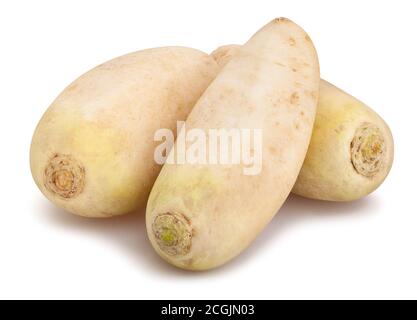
[{"left": 0, "top": 0, "right": 416, "bottom": 300}]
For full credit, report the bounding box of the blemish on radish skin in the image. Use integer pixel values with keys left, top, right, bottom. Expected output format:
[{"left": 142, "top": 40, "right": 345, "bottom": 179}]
[
  {"left": 305, "top": 90, "right": 317, "bottom": 100},
  {"left": 275, "top": 17, "right": 289, "bottom": 23},
  {"left": 269, "top": 146, "right": 278, "bottom": 155},
  {"left": 290, "top": 92, "right": 300, "bottom": 105},
  {"left": 275, "top": 62, "right": 286, "bottom": 67},
  {"left": 289, "top": 37, "right": 296, "bottom": 46}
]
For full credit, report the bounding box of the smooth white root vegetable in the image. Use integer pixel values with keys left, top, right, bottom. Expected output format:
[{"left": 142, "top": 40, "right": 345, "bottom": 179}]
[
  {"left": 212, "top": 45, "right": 394, "bottom": 201},
  {"left": 30, "top": 47, "right": 219, "bottom": 217},
  {"left": 146, "top": 18, "right": 320, "bottom": 270}
]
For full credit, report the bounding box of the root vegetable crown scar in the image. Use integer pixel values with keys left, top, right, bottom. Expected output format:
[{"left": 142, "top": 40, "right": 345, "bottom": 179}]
[
  {"left": 152, "top": 213, "right": 192, "bottom": 256},
  {"left": 350, "top": 123, "right": 386, "bottom": 177},
  {"left": 44, "top": 154, "right": 85, "bottom": 199}
]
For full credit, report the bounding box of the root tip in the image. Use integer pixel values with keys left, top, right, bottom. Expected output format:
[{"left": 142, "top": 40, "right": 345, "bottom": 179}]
[
  {"left": 351, "top": 123, "right": 386, "bottom": 177},
  {"left": 152, "top": 212, "right": 192, "bottom": 256},
  {"left": 44, "top": 154, "right": 85, "bottom": 199}
]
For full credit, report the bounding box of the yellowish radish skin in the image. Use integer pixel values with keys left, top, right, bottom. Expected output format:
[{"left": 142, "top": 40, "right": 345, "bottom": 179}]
[
  {"left": 294, "top": 80, "right": 394, "bottom": 201},
  {"left": 212, "top": 45, "right": 394, "bottom": 201},
  {"left": 146, "top": 19, "right": 320, "bottom": 270},
  {"left": 31, "top": 47, "right": 219, "bottom": 217}
]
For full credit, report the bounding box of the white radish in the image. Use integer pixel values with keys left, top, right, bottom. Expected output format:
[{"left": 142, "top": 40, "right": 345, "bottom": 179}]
[{"left": 146, "top": 18, "right": 320, "bottom": 270}]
